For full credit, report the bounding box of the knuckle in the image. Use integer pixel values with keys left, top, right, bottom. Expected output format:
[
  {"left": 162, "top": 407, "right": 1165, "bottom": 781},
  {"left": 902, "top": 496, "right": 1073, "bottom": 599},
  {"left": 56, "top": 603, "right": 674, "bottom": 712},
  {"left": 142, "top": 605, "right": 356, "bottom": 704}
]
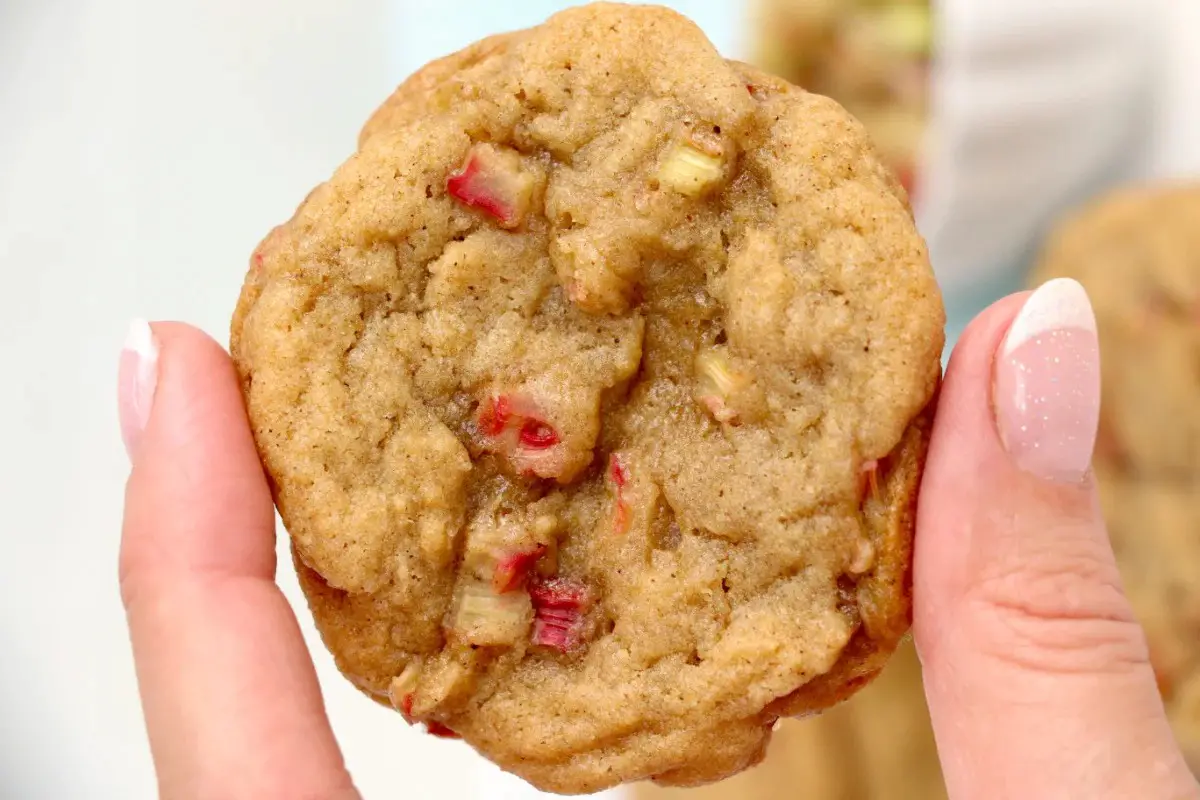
[{"left": 963, "top": 540, "right": 1150, "bottom": 678}]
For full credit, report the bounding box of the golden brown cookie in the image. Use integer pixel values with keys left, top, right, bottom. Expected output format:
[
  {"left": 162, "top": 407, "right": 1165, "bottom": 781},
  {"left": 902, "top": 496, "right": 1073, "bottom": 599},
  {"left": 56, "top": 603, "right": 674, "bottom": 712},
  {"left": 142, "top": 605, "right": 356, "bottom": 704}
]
[
  {"left": 1096, "top": 471, "right": 1200, "bottom": 768},
  {"left": 631, "top": 639, "right": 946, "bottom": 800},
  {"left": 231, "top": 3, "right": 944, "bottom": 793}
]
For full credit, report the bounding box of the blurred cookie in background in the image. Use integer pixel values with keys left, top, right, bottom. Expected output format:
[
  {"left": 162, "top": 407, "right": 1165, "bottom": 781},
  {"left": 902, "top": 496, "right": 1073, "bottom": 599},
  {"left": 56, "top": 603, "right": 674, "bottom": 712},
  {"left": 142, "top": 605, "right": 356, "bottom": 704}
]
[
  {"left": 1032, "top": 184, "right": 1200, "bottom": 773},
  {"left": 1172, "top": 670, "right": 1200, "bottom": 775},
  {"left": 1030, "top": 185, "right": 1200, "bottom": 478},
  {"left": 753, "top": 0, "right": 931, "bottom": 195},
  {"left": 1095, "top": 471, "right": 1200, "bottom": 773},
  {"left": 632, "top": 640, "right": 945, "bottom": 800}
]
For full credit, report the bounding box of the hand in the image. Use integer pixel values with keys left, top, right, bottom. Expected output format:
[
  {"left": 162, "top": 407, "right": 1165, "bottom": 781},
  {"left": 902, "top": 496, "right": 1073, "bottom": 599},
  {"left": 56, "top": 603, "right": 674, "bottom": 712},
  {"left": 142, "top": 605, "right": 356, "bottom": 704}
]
[
  {"left": 118, "top": 280, "right": 1200, "bottom": 799},
  {"left": 118, "top": 322, "right": 359, "bottom": 799},
  {"left": 913, "top": 278, "right": 1198, "bottom": 798}
]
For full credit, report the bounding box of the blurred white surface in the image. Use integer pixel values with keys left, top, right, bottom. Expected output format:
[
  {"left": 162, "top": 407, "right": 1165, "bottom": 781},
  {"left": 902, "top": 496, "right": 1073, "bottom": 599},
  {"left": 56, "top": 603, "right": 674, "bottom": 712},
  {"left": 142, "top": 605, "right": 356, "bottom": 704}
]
[
  {"left": 0, "top": 1, "right": 495, "bottom": 797},
  {"left": 1148, "top": 0, "right": 1200, "bottom": 179},
  {"left": 1, "top": 0, "right": 1199, "bottom": 798},
  {"left": 921, "top": 0, "right": 1157, "bottom": 301}
]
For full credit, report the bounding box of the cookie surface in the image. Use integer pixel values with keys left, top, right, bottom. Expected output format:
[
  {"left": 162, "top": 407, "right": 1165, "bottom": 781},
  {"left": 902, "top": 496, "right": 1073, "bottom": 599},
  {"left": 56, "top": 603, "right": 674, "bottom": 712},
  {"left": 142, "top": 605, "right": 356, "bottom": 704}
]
[
  {"left": 231, "top": 3, "right": 944, "bottom": 793},
  {"left": 632, "top": 639, "right": 946, "bottom": 800}
]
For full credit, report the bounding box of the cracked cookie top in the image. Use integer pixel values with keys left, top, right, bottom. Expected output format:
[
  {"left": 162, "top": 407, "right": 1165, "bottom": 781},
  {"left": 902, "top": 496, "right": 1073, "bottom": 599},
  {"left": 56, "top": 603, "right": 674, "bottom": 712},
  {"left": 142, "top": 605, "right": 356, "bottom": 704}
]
[{"left": 230, "top": 3, "right": 944, "bottom": 793}]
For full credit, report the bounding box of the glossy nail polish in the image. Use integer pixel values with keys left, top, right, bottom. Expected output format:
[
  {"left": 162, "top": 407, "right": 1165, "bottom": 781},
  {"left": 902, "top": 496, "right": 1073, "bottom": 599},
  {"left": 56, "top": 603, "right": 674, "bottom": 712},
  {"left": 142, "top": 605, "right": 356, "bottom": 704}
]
[
  {"left": 118, "top": 319, "right": 160, "bottom": 459},
  {"left": 993, "top": 279, "right": 1101, "bottom": 483}
]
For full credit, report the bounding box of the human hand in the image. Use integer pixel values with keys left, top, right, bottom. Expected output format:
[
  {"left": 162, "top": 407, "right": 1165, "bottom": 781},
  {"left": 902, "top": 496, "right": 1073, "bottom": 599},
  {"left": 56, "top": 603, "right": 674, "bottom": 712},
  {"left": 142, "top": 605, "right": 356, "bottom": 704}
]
[
  {"left": 912, "top": 279, "right": 1199, "bottom": 798},
  {"left": 118, "top": 280, "right": 1200, "bottom": 799},
  {"left": 118, "top": 322, "right": 360, "bottom": 799}
]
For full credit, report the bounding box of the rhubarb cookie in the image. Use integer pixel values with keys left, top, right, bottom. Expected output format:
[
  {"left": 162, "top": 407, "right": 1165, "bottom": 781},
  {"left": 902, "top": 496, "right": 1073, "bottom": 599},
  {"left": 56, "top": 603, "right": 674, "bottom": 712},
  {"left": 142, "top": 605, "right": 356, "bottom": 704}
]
[
  {"left": 632, "top": 639, "right": 946, "bottom": 800},
  {"left": 230, "top": 3, "right": 944, "bottom": 793},
  {"left": 1029, "top": 185, "right": 1200, "bottom": 477}
]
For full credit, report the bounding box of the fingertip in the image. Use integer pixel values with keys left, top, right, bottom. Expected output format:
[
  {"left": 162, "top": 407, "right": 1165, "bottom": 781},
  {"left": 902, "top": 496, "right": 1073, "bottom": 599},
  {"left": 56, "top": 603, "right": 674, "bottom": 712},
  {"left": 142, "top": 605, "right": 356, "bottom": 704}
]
[
  {"left": 910, "top": 292, "right": 1191, "bottom": 798},
  {"left": 914, "top": 289, "right": 1100, "bottom": 640},
  {"left": 120, "top": 320, "right": 274, "bottom": 589},
  {"left": 119, "top": 319, "right": 160, "bottom": 458}
]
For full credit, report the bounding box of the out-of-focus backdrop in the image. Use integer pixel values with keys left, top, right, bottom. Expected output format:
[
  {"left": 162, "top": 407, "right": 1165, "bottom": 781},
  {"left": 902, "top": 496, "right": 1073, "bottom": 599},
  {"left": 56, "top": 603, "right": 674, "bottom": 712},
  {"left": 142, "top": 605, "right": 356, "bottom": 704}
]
[{"left": 1, "top": 1, "right": 1197, "bottom": 798}]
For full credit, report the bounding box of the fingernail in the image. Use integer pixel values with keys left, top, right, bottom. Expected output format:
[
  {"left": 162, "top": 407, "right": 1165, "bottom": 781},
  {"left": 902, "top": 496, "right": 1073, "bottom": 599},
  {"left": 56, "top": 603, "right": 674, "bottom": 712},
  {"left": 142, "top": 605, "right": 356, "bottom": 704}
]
[
  {"left": 993, "top": 278, "right": 1101, "bottom": 483},
  {"left": 119, "top": 319, "right": 160, "bottom": 459}
]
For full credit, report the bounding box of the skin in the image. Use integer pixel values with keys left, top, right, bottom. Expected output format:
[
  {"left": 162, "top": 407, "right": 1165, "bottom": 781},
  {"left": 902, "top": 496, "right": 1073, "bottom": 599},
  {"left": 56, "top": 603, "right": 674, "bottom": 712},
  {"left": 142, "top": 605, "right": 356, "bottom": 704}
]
[{"left": 119, "top": 302, "right": 1200, "bottom": 800}]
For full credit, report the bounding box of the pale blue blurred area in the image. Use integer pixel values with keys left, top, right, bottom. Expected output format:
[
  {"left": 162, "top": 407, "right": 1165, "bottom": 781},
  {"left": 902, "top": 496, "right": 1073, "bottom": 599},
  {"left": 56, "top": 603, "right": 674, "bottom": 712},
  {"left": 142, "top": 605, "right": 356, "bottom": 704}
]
[{"left": 388, "top": 0, "right": 746, "bottom": 82}]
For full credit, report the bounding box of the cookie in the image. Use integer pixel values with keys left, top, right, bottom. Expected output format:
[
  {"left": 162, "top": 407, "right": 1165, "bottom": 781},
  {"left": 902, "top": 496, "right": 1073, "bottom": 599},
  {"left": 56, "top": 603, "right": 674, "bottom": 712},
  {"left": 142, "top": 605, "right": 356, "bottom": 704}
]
[
  {"left": 632, "top": 639, "right": 946, "bottom": 800},
  {"left": 753, "top": 0, "right": 933, "bottom": 194},
  {"left": 231, "top": 3, "right": 944, "bottom": 793},
  {"left": 1029, "top": 185, "right": 1200, "bottom": 478}
]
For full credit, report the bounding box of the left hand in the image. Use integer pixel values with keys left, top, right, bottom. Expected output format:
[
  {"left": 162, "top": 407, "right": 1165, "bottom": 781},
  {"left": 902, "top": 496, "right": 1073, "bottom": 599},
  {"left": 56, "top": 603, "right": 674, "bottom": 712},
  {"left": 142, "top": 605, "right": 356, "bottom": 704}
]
[{"left": 118, "top": 321, "right": 360, "bottom": 800}]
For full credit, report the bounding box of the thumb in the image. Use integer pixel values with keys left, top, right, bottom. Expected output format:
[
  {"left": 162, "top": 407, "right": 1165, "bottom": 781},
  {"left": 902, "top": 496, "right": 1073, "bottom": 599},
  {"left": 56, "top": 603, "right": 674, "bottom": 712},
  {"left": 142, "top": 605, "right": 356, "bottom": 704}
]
[{"left": 913, "top": 280, "right": 1197, "bottom": 799}]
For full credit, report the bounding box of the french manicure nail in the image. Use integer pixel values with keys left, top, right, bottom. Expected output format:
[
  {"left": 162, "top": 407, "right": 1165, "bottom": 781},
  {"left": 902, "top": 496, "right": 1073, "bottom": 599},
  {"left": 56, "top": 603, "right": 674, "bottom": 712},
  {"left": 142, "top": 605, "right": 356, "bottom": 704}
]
[
  {"left": 993, "top": 278, "right": 1101, "bottom": 483},
  {"left": 118, "top": 319, "right": 160, "bottom": 459}
]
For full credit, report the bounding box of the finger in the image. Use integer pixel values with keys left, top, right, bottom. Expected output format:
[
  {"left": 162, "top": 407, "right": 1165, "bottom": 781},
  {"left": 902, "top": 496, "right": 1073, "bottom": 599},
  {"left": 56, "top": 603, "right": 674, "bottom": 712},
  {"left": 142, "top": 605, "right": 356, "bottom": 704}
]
[
  {"left": 913, "top": 281, "right": 1198, "bottom": 799},
  {"left": 118, "top": 321, "right": 359, "bottom": 800}
]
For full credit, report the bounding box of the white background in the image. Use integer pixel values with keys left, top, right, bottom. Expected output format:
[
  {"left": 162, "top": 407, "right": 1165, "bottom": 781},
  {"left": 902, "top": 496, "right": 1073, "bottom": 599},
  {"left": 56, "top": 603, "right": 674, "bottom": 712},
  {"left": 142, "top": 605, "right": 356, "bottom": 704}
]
[{"left": 1, "top": 1, "right": 1197, "bottom": 798}]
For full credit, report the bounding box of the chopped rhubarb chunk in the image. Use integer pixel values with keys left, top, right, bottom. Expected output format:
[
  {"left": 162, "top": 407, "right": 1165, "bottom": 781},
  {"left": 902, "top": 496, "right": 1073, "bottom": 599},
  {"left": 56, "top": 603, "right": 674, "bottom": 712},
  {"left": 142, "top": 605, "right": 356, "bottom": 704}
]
[
  {"left": 533, "top": 607, "right": 584, "bottom": 652},
  {"left": 530, "top": 578, "right": 592, "bottom": 609},
  {"left": 477, "top": 395, "right": 512, "bottom": 437},
  {"left": 608, "top": 453, "right": 632, "bottom": 534},
  {"left": 492, "top": 544, "right": 548, "bottom": 594},
  {"left": 612, "top": 504, "right": 630, "bottom": 536},
  {"left": 399, "top": 693, "right": 415, "bottom": 722},
  {"left": 530, "top": 578, "right": 593, "bottom": 653},
  {"left": 699, "top": 395, "right": 736, "bottom": 424},
  {"left": 848, "top": 537, "right": 876, "bottom": 574},
  {"left": 658, "top": 143, "right": 726, "bottom": 197},
  {"left": 609, "top": 453, "right": 629, "bottom": 488},
  {"left": 452, "top": 582, "right": 532, "bottom": 646},
  {"left": 519, "top": 419, "right": 560, "bottom": 449},
  {"left": 859, "top": 459, "right": 880, "bottom": 501},
  {"left": 695, "top": 349, "right": 750, "bottom": 424},
  {"left": 476, "top": 391, "right": 568, "bottom": 479},
  {"left": 424, "top": 721, "right": 461, "bottom": 739},
  {"left": 393, "top": 662, "right": 422, "bottom": 696},
  {"left": 696, "top": 350, "right": 744, "bottom": 396},
  {"left": 390, "top": 661, "right": 424, "bottom": 721},
  {"left": 447, "top": 143, "right": 534, "bottom": 229}
]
